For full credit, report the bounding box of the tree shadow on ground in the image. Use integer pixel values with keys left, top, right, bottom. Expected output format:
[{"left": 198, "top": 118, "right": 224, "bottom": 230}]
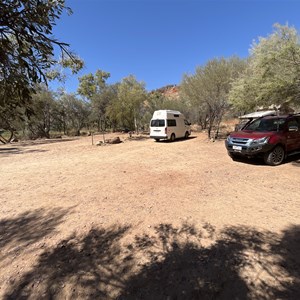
[
  {"left": 231, "top": 153, "right": 300, "bottom": 167},
  {"left": 0, "top": 207, "right": 71, "bottom": 260},
  {"left": 3, "top": 223, "right": 300, "bottom": 300},
  {"left": 230, "top": 156, "right": 266, "bottom": 166},
  {"left": 158, "top": 136, "right": 197, "bottom": 143},
  {"left": 120, "top": 223, "right": 250, "bottom": 300},
  {"left": 4, "top": 225, "right": 132, "bottom": 299},
  {"left": 0, "top": 138, "right": 79, "bottom": 156},
  {"left": 0, "top": 147, "right": 48, "bottom": 156},
  {"left": 287, "top": 153, "right": 300, "bottom": 166},
  {"left": 125, "top": 135, "right": 150, "bottom": 142},
  {"left": 270, "top": 225, "right": 300, "bottom": 299},
  {"left": 13, "top": 138, "right": 79, "bottom": 147}
]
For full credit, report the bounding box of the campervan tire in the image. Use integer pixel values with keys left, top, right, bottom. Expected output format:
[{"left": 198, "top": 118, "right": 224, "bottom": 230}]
[
  {"left": 170, "top": 134, "right": 175, "bottom": 142},
  {"left": 185, "top": 131, "right": 189, "bottom": 139}
]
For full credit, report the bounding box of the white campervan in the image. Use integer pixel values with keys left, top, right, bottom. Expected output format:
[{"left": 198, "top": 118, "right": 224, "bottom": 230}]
[{"left": 150, "top": 110, "right": 191, "bottom": 142}]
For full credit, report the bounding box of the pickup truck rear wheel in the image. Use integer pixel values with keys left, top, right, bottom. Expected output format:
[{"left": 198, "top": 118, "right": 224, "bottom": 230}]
[{"left": 264, "top": 146, "right": 285, "bottom": 166}]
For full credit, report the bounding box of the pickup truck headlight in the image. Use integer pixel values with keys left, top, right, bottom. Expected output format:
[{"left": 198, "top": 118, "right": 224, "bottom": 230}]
[
  {"left": 226, "top": 135, "right": 231, "bottom": 142},
  {"left": 251, "top": 137, "right": 270, "bottom": 145}
]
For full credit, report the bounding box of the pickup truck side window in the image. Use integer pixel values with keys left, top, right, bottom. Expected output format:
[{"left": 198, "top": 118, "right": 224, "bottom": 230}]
[{"left": 287, "top": 119, "right": 298, "bottom": 128}]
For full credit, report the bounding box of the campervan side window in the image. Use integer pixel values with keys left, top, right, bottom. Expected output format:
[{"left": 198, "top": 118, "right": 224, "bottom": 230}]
[
  {"left": 173, "top": 114, "right": 180, "bottom": 117},
  {"left": 151, "top": 119, "right": 165, "bottom": 127},
  {"left": 167, "top": 119, "right": 176, "bottom": 127}
]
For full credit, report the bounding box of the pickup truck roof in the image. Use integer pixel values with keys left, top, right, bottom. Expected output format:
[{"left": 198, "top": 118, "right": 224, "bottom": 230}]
[{"left": 239, "top": 110, "right": 277, "bottom": 119}]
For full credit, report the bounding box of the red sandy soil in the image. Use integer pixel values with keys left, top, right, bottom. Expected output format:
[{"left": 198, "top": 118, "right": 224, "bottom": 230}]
[{"left": 0, "top": 132, "right": 299, "bottom": 299}]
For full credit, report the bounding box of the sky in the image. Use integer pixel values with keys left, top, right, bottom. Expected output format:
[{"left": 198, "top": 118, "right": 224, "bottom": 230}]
[{"left": 50, "top": 0, "right": 300, "bottom": 93}]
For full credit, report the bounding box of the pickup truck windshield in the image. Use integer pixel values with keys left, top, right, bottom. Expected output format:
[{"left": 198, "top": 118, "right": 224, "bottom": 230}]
[{"left": 244, "top": 118, "right": 285, "bottom": 132}]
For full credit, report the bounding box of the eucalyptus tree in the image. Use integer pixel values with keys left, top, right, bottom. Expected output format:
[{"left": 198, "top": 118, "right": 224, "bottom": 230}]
[
  {"left": 0, "top": 0, "right": 83, "bottom": 141},
  {"left": 26, "top": 85, "right": 56, "bottom": 139},
  {"left": 181, "top": 57, "right": 246, "bottom": 138},
  {"left": 78, "top": 70, "right": 112, "bottom": 131},
  {"left": 59, "top": 93, "right": 90, "bottom": 136},
  {"left": 106, "top": 75, "right": 147, "bottom": 132},
  {"left": 230, "top": 24, "right": 300, "bottom": 112}
]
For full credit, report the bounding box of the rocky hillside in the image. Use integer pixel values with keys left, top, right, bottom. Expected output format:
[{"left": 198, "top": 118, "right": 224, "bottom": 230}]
[{"left": 152, "top": 85, "right": 180, "bottom": 100}]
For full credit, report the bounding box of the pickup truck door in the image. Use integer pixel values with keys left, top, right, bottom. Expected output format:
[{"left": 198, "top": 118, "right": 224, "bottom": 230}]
[
  {"left": 296, "top": 117, "right": 300, "bottom": 149},
  {"left": 286, "top": 118, "right": 300, "bottom": 152}
]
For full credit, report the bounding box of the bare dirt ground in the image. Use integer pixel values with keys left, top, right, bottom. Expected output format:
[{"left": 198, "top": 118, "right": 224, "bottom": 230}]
[{"left": 0, "top": 132, "right": 299, "bottom": 299}]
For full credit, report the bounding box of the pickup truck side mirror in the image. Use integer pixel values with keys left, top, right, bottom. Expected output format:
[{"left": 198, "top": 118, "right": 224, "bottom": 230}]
[{"left": 289, "top": 125, "right": 299, "bottom": 132}]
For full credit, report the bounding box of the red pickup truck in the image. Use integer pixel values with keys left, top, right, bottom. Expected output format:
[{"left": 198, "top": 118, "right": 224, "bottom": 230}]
[{"left": 225, "top": 114, "right": 300, "bottom": 165}]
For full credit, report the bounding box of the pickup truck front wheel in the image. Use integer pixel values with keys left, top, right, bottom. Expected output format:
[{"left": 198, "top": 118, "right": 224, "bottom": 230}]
[
  {"left": 264, "top": 146, "right": 285, "bottom": 166},
  {"left": 229, "top": 152, "right": 239, "bottom": 161}
]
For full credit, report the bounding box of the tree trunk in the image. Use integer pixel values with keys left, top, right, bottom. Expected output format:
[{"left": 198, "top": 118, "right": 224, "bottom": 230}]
[
  {"left": 97, "top": 119, "right": 101, "bottom": 132},
  {"left": 134, "top": 115, "right": 138, "bottom": 134},
  {"left": 0, "top": 133, "right": 7, "bottom": 144},
  {"left": 204, "top": 114, "right": 208, "bottom": 129},
  {"left": 207, "top": 113, "right": 216, "bottom": 139},
  {"left": 207, "top": 126, "right": 211, "bottom": 139},
  {"left": 215, "top": 114, "right": 223, "bottom": 139},
  {"left": 0, "top": 120, "right": 16, "bottom": 143},
  {"left": 63, "top": 120, "right": 66, "bottom": 135},
  {"left": 45, "top": 130, "right": 50, "bottom": 139}
]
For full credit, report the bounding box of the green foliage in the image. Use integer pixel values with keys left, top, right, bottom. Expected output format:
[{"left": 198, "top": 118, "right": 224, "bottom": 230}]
[
  {"left": 181, "top": 57, "right": 246, "bottom": 137},
  {"left": 230, "top": 24, "right": 300, "bottom": 111},
  {"left": 26, "top": 85, "right": 55, "bottom": 139},
  {"left": 141, "top": 91, "right": 167, "bottom": 127},
  {"left": 46, "top": 55, "right": 84, "bottom": 82},
  {"left": 3, "top": 86, "right": 91, "bottom": 139},
  {"left": 106, "top": 75, "right": 147, "bottom": 131},
  {"left": 0, "top": 0, "right": 83, "bottom": 141},
  {"left": 77, "top": 70, "right": 112, "bottom": 131},
  {"left": 90, "top": 84, "right": 118, "bottom": 131},
  {"left": 59, "top": 93, "right": 90, "bottom": 136},
  {"left": 78, "top": 70, "right": 111, "bottom": 99}
]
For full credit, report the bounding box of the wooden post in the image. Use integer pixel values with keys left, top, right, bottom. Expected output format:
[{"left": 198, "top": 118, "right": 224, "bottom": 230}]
[{"left": 101, "top": 119, "right": 106, "bottom": 143}]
